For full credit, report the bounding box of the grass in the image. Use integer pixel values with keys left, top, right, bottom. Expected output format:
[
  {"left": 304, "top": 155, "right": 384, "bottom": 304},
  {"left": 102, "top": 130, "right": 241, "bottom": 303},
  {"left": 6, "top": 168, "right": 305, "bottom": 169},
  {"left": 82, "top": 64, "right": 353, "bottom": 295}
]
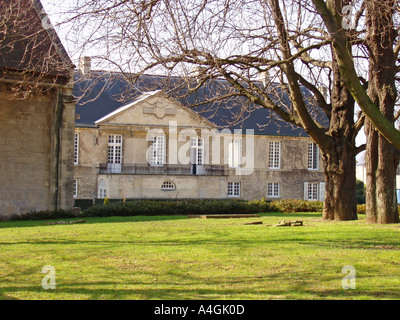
[{"left": 0, "top": 212, "right": 400, "bottom": 300}]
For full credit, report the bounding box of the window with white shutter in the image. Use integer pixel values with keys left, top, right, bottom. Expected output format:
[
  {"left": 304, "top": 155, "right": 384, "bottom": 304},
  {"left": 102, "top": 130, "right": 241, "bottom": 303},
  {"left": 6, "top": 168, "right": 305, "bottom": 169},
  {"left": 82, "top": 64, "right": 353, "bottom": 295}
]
[
  {"left": 267, "top": 182, "right": 280, "bottom": 198},
  {"left": 191, "top": 138, "right": 204, "bottom": 165},
  {"left": 73, "top": 179, "right": 78, "bottom": 198},
  {"left": 304, "top": 182, "right": 318, "bottom": 201},
  {"left": 74, "top": 133, "right": 79, "bottom": 165},
  {"left": 319, "top": 182, "right": 325, "bottom": 201},
  {"left": 98, "top": 179, "right": 107, "bottom": 198},
  {"left": 228, "top": 140, "right": 241, "bottom": 168},
  {"left": 108, "top": 135, "right": 123, "bottom": 173},
  {"left": 308, "top": 143, "right": 319, "bottom": 170},
  {"left": 150, "top": 136, "right": 165, "bottom": 166},
  {"left": 269, "top": 141, "right": 281, "bottom": 169}
]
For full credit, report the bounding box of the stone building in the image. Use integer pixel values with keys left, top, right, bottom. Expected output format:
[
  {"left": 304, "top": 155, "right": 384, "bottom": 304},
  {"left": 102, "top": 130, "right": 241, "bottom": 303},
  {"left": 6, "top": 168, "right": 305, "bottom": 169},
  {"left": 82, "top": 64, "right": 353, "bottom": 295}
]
[
  {"left": 73, "top": 62, "right": 325, "bottom": 202},
  {"left": 0, "top": 0, "right": 75, "bottom": 218}
]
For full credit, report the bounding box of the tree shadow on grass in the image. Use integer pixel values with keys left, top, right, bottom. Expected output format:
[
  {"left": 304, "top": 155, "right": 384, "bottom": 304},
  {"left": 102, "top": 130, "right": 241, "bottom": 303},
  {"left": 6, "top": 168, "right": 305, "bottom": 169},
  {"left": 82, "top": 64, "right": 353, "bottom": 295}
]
[
  {"left": 1, "top": 269, "right": 399, "bottom": 300},
  {"left": 0, "top": 212, "right": 324, "bottom": 230},
  {"left": 0, "top": 215, "right": 189, "bottom": 230}
]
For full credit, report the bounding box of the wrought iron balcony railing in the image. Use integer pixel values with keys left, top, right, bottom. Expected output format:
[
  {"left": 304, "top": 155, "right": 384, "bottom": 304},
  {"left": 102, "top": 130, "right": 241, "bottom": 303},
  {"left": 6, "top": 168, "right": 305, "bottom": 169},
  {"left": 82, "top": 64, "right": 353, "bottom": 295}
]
[{"left": 99, "top": 163, "right": 228, "bottom": 176}]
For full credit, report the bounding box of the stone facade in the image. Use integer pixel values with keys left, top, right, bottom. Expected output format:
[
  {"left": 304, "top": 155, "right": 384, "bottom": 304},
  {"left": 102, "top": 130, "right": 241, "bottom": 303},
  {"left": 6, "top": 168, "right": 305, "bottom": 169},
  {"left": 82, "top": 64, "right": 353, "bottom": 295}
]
[
  {"left": 0, "top": 0, "right": 75, "bottom": 218},
  {"left": 0, "top": 79, "right": 75, "bottom": 218},
  {"left": 74, "top": 91, "right": 325, "bottom": 201}
]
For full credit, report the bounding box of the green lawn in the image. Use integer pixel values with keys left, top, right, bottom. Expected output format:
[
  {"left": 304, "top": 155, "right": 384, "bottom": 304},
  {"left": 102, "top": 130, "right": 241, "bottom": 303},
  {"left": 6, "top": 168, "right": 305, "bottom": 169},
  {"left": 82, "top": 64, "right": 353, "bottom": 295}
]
[{"left": 1, "top": 212, "right": 400, "bottom": 300}]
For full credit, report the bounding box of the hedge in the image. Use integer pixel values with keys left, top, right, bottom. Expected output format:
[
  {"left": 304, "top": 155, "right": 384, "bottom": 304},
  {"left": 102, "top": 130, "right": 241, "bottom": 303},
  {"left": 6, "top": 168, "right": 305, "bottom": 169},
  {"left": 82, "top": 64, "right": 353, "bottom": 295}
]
[
  {"left": 82, "top": 198, "right": 278, "bottom": 217},
  {"left": 4, "top": 198, "right": 337, "bottom": 221},
  {"left": 7, "top": 209, "right": 79, "bottom": 221}
]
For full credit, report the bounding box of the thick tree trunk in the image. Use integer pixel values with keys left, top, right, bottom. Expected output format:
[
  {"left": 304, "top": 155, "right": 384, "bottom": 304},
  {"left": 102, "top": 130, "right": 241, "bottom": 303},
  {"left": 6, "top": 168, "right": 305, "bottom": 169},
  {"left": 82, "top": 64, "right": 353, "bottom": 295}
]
[
  {"left": 322, "top": 143, "right": 357, "bottom": 221},
  {"left": 365, "top": 121, "right": 378, "bottom": 221},
  {"left": 376, "top": 135, "right": 399, "bottom": 224},
  {"left": 365, "top": 123, "right": 399, "bottom": 224},
  {"left": 321, "top": 49, "right": 357, "bottom": 221},
  {"left": 365, "top": 0, "right": 400, "bottom": 224}
]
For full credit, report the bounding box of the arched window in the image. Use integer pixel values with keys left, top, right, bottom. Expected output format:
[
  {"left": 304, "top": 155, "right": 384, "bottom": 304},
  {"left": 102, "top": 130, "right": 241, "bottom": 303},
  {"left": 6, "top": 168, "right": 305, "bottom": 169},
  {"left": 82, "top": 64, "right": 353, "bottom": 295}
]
[
  {"left": 161, "top": 181, "right": 176, "bottom": 191},
  {"left": 98, "top": 179, "right": 107, "bottom": 198}
]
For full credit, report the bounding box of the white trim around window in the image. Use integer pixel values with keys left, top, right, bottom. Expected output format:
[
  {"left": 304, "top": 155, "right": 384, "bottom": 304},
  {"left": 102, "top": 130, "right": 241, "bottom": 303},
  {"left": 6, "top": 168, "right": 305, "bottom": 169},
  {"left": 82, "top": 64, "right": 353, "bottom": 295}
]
[
  {"left": 191, "top": 137, "right": 204, "bottom": 166},
  {"left": 267, "top": 182, "right": 280, "bottom": 198},
  {"left": 74, "top": 133, "right": 79, "bottom": 165},
  {"left": 268, "top": 141, "right": 281, "bottom": 169},
  {"left": 161, "top": 180, "right": 176, "bottom": 191},
  {"left": 73, "top": 179, "right": 78, "bottom": 198},
  {"left": 228, "top": 182, "right": 241, "bottom": 198},
  {"left": 304, "top": 182, "right": 319, "bottom": 201},
  {"left": 150, "top": 136, "right": 165, "bottom": 166},
  {"left": 98, "top": 179, "right": 107, "bottom": 199},
  {"left": 108, "top": 135, "right": 123, "bottom": 173},
  {"left": 228, "top": 139, "right": 241, "bottom": 168},
  {"left": 308, "top": 142, "right": 319, "bottom": 170}
]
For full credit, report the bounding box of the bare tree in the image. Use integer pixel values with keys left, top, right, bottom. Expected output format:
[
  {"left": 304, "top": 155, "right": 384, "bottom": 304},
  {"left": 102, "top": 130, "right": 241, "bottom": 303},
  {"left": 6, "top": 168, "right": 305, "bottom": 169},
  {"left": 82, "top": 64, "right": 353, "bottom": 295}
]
[
  {"left": 313, "top": 0, "right": 400, "bottom": 224},
  {"left": 46, "top": 0, "right": 400, "bottom": 221},
  {"left": 364, "top": 0, "right": 399, "bottom": 224}
]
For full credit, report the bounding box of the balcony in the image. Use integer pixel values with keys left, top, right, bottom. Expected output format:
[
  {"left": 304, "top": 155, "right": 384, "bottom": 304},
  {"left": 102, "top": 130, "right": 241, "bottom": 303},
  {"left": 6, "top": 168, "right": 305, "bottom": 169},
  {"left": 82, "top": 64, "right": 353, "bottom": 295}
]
[{"left": 99, "top": 163, "right": 228, "bottom": 176}]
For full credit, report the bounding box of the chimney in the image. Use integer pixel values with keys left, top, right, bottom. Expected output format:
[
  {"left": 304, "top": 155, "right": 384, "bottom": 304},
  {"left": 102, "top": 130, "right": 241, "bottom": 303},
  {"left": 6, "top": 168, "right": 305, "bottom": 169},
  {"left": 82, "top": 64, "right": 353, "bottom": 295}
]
[{"left": 79, "top": 56, "right": 91, "bottom": 77}]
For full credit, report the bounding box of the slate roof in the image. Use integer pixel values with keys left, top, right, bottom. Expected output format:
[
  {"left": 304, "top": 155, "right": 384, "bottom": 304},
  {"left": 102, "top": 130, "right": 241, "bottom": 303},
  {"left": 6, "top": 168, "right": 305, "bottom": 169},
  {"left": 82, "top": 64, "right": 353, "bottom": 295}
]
[
  {"left": 74, "top": 72, "right": 328, "bottom": 137},
  {"left": 0, "top": 0, "right": 73, "bottom": 79}
]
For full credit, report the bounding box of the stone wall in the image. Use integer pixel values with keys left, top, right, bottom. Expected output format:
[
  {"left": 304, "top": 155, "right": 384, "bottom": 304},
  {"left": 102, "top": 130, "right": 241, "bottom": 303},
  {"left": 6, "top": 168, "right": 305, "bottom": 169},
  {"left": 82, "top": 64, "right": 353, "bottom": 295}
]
[
  {"left": 0, "top": 81, "right": 75, "bottom": 218},
  {"left": 74, "top": 125, "right": 325, "bottom": 201}
]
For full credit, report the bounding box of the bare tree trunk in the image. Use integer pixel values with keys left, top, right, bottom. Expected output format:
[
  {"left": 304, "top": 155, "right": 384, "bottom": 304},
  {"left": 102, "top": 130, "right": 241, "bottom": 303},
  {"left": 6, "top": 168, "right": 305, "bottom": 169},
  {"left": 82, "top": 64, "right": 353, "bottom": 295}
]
[
  {"left": 365, "top": 121, "right": 378, "bottom": 221},
  {"left": 323, "top": 142, "right": 357, "bottom": 221},
  {"left": 365, "top": 123, "right": 398, "bottom": 224},
  {"left": 365, "top": 0, "right": 399, "bottom": 224},
  {"left": 322, "top": 55, "right": 357, "bottom": 221}
]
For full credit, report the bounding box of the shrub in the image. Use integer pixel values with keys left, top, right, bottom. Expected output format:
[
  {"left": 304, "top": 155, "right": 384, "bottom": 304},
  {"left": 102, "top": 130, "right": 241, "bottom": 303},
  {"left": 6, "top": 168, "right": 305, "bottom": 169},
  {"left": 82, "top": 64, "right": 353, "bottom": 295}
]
[
  {"left": 270, "top": 199, "right": 323, "bottom": 213},
  {"left": 82, "top": 198, "right": 322, "bottom": 218},
  {"left": 356, "top": 180, "right": 366, "bottom": 204},
  {"left": 246, "top": 197, "right": 279, "bottom": 213},
  {"left": 82, "top": 199, "right": 259, "bottom": 217},
  {"left": 357, "top": 204, "right": 366, "bottom": 215},
  {"left": 3, "top": 198, "right": 324, "bottom": 222},
  {"left": 8, "top": 209, "right": 80, "bottom": 221}
]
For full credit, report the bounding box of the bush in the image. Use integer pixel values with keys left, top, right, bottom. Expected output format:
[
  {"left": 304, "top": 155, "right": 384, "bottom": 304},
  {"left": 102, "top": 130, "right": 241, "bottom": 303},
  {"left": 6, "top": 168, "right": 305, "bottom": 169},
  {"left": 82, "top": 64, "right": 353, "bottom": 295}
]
[
  {"left": 270, "top": 199, "right": 323, "bottom": 213},
  {"left": 82, "top": 198, "right": 321, "bottom": 218},
  {"left": 357, "top": 204, "right": 366, "bottom": 215},
  {"left": 3, "top": 198, "right": 324, "bottom": 222},
  {"left": 82, "top": 199, "right": 265, "bottom": 217},
  {"left": 356, "top": 180, "right": 366, "bottom": 204},
  {"left": 8, "top": 209, "right": 80, "bottom": 221},
  {"left": 246, "top": 197, "right": 279, "bottom": 213}
]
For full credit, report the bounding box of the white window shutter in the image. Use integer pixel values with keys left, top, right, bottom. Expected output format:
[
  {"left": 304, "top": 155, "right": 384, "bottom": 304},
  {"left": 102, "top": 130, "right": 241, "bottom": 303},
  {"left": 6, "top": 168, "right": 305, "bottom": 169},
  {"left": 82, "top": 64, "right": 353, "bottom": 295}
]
[
  {"left": 190, "top": 138, "right": 197, "bottom": 164},
  {"left": 160, "top": 136, "right": 165, "bottom": 165},
  {"left": 304, "top": 182, "right": 309, "bottom": 200},
  {"left": 319, "top": 182, "right": 325, "bottom": 201}
]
